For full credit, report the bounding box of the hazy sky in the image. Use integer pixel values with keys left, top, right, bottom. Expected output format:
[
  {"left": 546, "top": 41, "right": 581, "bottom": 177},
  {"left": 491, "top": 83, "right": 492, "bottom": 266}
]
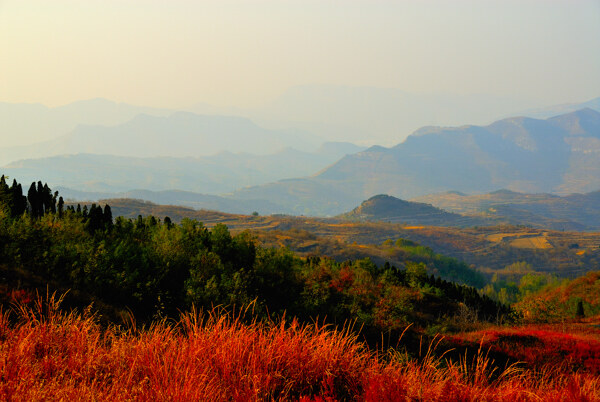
[{"left": 1, "top": 0, "right": 599, "bottom": 109}]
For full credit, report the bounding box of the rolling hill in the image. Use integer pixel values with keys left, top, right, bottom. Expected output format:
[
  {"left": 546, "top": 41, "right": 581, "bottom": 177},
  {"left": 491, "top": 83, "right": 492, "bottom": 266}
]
[{"left": 339, "top": 194, "right": 486, "bottom": 227}]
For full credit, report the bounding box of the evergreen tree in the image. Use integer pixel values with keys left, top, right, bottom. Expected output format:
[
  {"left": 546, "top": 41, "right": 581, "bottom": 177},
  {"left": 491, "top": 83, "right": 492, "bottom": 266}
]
[
  {"left": 28, "top": 182, "right": 40, "bottom": 217},
  {"left": 103, "top": 205, "right": 113, "bottom": 228},
  {"left": 36, "top": 181, "right": 45, "bottom": 215},
  {"left": 10, "top": 180, "right": 27, "bottom": 217},
  {"left": 86, "top": 204, "right": 104, "bottom": 234},
  {"left": 58, "top": 196, "right": 65, "bottom": 218},
  {"left": 0, "top": 175, "right": 11, "bottom": 215}
]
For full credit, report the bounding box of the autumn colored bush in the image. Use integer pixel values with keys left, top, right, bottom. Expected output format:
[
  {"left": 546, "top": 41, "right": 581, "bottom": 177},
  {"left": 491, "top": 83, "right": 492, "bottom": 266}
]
[{"left": 0, "top": 295, "right": 599, "bottom": 401}]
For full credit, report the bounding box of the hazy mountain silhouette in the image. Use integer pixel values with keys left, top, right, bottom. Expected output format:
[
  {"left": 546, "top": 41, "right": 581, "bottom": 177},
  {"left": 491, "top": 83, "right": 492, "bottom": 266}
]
[
  {"left": 242, "top": 85, "right": 542, "bottom": 145},
  {"left": 0, "top": 98, "right": 172, "bottom": 147},
  {"left": 232, "top": 109, "right": 600, "bottom": 215},
  {"left": 517, "top": 97, "right": 600, "bottom": 119},
  {"left": 0, "top": 112, "right": 321, "bottom": 165},
  {"left": 2, "top": 142, "right": 364, "bottom": 194}
]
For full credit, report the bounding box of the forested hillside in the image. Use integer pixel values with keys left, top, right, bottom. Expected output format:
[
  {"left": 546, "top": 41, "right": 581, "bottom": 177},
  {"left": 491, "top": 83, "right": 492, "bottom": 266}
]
[{"left": 0, "top": 176, "right": 508, "bottom": 338}]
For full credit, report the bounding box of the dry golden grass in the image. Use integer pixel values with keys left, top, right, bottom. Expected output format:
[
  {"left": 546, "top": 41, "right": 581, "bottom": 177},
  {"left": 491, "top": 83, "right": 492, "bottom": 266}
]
[{"left": 509, "top": 236, "right": 552, "bottom": 249}]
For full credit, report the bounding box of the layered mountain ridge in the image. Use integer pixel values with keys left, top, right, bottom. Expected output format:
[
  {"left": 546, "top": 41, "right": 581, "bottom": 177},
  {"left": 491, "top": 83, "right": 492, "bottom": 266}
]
[{"left": 233, "top": 108, "right": 600, "bottom": 215}]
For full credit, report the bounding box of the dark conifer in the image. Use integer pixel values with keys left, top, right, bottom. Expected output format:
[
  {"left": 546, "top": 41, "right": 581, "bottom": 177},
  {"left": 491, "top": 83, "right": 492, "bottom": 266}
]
[
  {"left": 103, "top": 205, "right": 113, "bottom": 228},
  {"left": 28, "top": 182, "right": 39, "bottom": 217},
  {"left": 0, "top": 175, "right": 11, "bottom": 215},
  {"left": 58, "top": 196, "right": 64, "bottom": 218}
]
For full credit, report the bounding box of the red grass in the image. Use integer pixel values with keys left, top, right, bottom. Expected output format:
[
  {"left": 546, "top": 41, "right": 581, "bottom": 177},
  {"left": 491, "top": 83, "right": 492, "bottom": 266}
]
[
  {"left": 0, "top": 296, "right": 599, "bottom": 401},
  {"left": 452, "top": 321, "right": 600, "bottom": 375}
]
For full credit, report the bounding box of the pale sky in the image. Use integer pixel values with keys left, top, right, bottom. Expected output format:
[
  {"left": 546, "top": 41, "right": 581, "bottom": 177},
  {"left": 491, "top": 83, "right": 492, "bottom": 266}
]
[{"left": 1, "top": 0, "right": 599, "bottom": 109}]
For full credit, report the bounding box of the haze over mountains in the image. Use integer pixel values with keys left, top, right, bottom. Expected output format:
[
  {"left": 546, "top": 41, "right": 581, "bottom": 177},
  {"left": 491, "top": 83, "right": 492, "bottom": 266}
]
[
  {"left": 0, "top": 98, "right": 171, "bottom": 148},
  {"left": 2, "top": 94, "right": 600, "bottom": 222},
  {"left": 201, "top": 85, "right": 548, "bottom": 146},
  {"left": 4, "top": 142, "right": 364, "bottom": 194},
  {"left": 0, "top": 111, "right": 321, "bottom": 166},
  {"left": 6, "top": 88, "right": 594, "bottom": 155},
  {"left": 233, "top": 108, "right": 600, "bottom": 215}
]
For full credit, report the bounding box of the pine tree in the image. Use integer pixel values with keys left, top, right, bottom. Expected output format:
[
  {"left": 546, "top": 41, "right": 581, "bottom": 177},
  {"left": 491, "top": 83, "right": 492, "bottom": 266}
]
[
  {"left": 0, "top": 175, "right": 11, "bottom": 215},
  {"left": 58, "top": 196, "right": 64, "bottom": 218},
  {"left": 28, "top": 182, "right": 39, "bottom": 218},
  {"left": 103, "top": 205, "right": 113, "bottom": 228},
  {"left": 10, "top": 180, "right": 27, "bottom": 217},
  {"left": 36, "top": 181, "right": 45, "bottom": 216}
]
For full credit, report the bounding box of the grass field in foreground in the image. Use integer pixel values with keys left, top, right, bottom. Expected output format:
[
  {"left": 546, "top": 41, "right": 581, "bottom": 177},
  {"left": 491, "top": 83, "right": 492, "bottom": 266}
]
[{"left": 0, "top": 295, "right": 598, "bottom": 401}]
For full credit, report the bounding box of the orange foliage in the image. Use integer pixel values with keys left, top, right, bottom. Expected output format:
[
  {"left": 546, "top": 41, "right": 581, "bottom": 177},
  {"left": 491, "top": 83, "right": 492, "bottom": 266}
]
[{"left": 0, "top": 296, "right": 599, "bottom": 401}]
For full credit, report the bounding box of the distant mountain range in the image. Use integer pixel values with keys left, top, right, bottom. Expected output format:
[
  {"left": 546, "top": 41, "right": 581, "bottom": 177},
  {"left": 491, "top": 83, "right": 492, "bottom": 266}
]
[
  {"left": 0, "top": 98, "right": 172, "bottom": 148},
  {"left": 3, "top": 97, "right": 600, "bottom": 224},
  {"left": 3, "top": 142, "right": 364, "bottom": 194},
  {"left": 7, "top": 89, "right": 589, "bottom": 154},
  {"left": 232, "top": 85, "right": 548, "bottom": 146},
  {"left": 0, "top": 111, "right": 321, "bottom": 165},
  {"left": 232, "top": 109, "right": 600, "bottom": 215}
]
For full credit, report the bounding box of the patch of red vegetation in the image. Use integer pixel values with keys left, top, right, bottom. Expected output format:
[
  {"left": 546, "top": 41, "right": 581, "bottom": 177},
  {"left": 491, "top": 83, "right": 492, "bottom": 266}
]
[
  {"left": 452, "top": 322, "right": 600, "bottom": 375},
  {"left": 0, "top": 297, "right": 599, "bottom": 400}
]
